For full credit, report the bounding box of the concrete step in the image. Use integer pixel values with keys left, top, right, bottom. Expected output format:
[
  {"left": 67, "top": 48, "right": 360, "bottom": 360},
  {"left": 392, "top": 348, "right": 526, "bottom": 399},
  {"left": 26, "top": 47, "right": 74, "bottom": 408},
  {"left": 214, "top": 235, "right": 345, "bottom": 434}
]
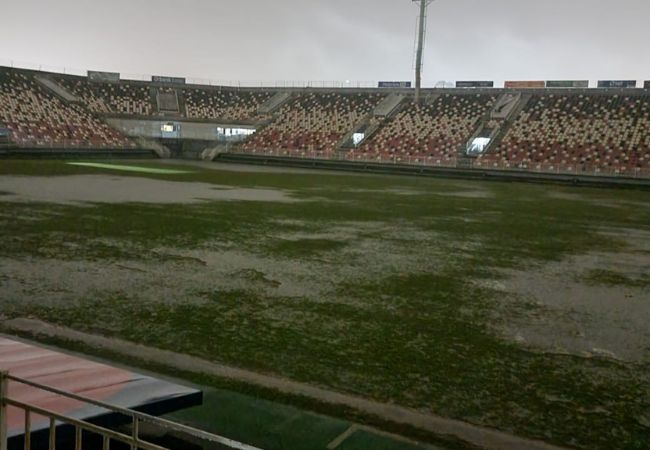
[
  {"left": 35, "top": 75, "right": 78, "bottom": 102},
  {"left": 258, "top": 92, "right": 292, "bottom": 115}
]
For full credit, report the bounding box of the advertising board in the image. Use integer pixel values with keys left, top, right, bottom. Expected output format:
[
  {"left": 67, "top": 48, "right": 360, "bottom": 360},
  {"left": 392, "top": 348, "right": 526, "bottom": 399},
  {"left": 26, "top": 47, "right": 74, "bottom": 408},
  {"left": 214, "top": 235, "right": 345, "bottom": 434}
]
[
  {"left": 455, "top": 81, "right": 494, "bottom": 88},
  {"left": 546, "top": 80, "right": 589, "bottom": 88},
  {"left": 378, "top": 81, "right": 412, "bottom": 88},
  {"left": 504, "top": 81, "right": 545, "bottom": 89},
  {"left": 597, "top": 80, "right": 637, "bottom": 88},
  {"left": 87, "top": 71, "right": 120, "bottom": 82},
  {"left": 153, "top": 76, "right": 186, "bottom": 85}
]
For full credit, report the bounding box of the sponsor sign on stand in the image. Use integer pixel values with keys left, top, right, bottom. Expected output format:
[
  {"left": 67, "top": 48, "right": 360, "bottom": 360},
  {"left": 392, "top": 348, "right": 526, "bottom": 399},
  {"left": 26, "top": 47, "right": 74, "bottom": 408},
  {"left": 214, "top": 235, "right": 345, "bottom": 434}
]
[
  {"left": 504, "top": 81, "right": 546, "bottom": 89},
  {"left": 546, "top": 80, "right": 589, "bottom": 88},
  {"left": 378, "top": 81, "right": 412, "bottom": 88},
  {"left": 597, "top": 80, "right": 637, "bottom": 88},
  {"left": 153, "top": 76, "right": 186, "bottom": 85},
  {"left": 455, "top": 81, "right": 494, "bottom": 88},
  {"left": 87, "top": 71, "right": 120, "bottom": 82}
]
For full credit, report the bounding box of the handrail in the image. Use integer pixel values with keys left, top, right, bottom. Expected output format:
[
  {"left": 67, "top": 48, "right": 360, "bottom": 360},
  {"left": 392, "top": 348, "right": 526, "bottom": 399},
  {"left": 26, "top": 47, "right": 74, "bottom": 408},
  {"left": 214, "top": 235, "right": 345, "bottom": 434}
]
[
  {"left": 4, "top": 399, "right": 167, "bottom": 450},
  {"left": 229, "top": 148, "right": 650, "bottom": 179},
  {"left": 0, "top": 371, "right": 264, "bottom": 450}
]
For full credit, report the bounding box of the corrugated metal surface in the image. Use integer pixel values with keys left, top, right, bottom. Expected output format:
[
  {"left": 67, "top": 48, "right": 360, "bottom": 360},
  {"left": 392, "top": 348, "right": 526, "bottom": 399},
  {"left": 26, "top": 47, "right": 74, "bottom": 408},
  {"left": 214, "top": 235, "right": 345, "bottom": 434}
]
[{"left": 0, "top": 337, "right": 201, "bottom": 437}]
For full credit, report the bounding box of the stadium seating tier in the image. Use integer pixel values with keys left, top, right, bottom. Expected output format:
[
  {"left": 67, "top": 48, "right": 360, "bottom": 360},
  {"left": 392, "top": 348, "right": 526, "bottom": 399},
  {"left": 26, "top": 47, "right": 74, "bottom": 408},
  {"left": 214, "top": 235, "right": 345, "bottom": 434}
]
[
  {"left": 477, "top": 93, "right": 650, "bottom": 174},
  {"left": 0, "top": 71, "right": 134, "bottom": 148},
  {"left": 242, "top": 92, "right": 385, "bottom": 157},
  {"left": 356, "top": 94, "right": 496, "bottom": 165},
  {"left": 183, "top": 89, "right": 271, "bottom": 121}
]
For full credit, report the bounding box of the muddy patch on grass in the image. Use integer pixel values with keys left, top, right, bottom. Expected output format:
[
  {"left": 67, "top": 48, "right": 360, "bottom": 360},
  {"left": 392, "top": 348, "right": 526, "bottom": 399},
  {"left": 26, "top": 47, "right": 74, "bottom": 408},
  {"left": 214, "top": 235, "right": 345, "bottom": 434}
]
[
  {"left": 0, "top": 242, "right": 362, "bottom": 310},
  {"left": 272, "top": 221, "right": 384, "bottom": 241},
  {"left": 483, "top": 246, "right": 650, "bottom": 363},
  {"left": 0, "top": 208, "right": 66, "bottom": 223},
  {"left": 598, "top": 227, "right": 650, "bottom": 252},
  {"left": 547, "top": 191, "right": 650, "bottom": 210},
  {"left": 154, "top": 159, "right": 355, "bottom": 176},
  {"left": 230, "top": 268, "right": 282, "bottom": 288},
  {"left": 0, "top": 220, "right": 463, "bottom": 313},
  {"left": 435, "top": 190, "right": 493, "bottom": 199},
  {"left": 270, "top": 218, "right": 311, "bottom": 228},
  {"left": 546, "top": 191, "right": 590, "bottom": 202},
  {"left": 340, "top": 187, "right": 426, "bottom": 196},
  {"left": 0, "top": 253, "right": 314, "bottom": 309},
  {"left": 0, "top": 175, "right": 301, "bottom": 205},
  {"left": 269, "top": 220, "right": 441, "bottom": 244}
]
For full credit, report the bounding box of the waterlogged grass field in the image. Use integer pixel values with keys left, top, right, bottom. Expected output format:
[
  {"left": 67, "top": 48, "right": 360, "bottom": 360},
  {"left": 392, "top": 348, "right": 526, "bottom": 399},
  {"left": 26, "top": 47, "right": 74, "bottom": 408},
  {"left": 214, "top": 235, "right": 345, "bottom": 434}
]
[{"left": 1, "top": 159, "right": 650, "bottom": 449}]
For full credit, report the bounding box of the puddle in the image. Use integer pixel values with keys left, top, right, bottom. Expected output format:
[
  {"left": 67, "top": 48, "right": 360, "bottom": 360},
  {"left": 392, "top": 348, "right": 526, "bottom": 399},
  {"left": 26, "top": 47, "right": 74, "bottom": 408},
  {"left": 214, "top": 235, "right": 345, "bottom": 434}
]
[
  {"left": 0, "top": 175, "right": 301, "bottom": 205},
  {"left": 483, "top": 243, "right": 650, "bottom": 363}
]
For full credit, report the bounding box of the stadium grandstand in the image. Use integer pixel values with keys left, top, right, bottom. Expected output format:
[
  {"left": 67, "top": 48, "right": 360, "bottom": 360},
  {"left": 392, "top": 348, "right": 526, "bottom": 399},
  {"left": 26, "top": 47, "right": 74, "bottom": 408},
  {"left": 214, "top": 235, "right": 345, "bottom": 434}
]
[
  {"left": 355, "top": 93, "right": 497, "bottom": 165},
  {"left": 476, "top": 93, "right": 650, "bottom": 176},
  {"left": 242, "top": 92, "right": 385, "bottom": 158},
  {"left": 0, "top": 70, "right": 135, "bottom": 149},
  {"left": 1, "top": 65, "right": 650, "bottom": 181}
]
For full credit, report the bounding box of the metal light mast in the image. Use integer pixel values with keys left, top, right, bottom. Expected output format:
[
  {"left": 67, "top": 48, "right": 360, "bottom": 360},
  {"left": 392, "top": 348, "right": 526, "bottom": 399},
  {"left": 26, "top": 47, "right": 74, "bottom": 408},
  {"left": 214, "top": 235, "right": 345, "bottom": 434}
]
[{"left": 413, "top": 0, "right": 436, "bottom": 104}]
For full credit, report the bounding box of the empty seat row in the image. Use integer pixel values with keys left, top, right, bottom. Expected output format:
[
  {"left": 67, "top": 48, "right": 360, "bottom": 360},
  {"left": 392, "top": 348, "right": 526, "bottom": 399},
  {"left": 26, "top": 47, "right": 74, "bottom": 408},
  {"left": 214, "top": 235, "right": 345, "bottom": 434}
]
[{"left": 184, "top": 89, "right": 271, "bottom": 121}]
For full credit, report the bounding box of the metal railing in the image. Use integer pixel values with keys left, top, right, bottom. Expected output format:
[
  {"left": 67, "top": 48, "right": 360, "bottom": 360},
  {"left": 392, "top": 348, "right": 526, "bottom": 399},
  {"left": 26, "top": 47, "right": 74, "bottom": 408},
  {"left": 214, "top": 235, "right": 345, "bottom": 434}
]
[
  {"left": 228, "top": 148, "right": 650, "bottom": 179},
  {"left": 4, "top": 58, "right": 650, "bottom": 90},
  {"left": 0, "top": 58, "right": 380, "bottom": 88},
  {"left": 0, "top": 58, "right": 477, "bottom": 89},
  {"left": 3, "top": 139, "right": 138, "bottom": 151},
  {"left": 471, "top": 159, "right": 650, "bottom": 179},
  {"left": 229, "top": 147, "right": 455, "bottom": 165},
  {"left": 0, "top": 371, "right": 263, "bottom": 450}
]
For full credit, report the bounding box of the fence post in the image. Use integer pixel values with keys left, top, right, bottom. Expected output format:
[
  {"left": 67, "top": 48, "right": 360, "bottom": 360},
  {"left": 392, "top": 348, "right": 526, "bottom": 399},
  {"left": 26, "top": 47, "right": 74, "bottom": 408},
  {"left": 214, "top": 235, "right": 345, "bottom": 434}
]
[{"left": 0, "top": 371, "right": 8, "bottom": 450}]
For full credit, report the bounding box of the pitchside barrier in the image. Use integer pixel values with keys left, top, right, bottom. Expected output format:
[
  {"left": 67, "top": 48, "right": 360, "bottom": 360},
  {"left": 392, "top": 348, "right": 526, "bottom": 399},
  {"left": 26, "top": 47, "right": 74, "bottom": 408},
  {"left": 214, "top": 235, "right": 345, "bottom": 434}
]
[
  {"left": 1, "top": 137, "right": 137, "bottom": 150},
  {"left": 470, "top": 159, "right": 650, "bottom": 178},
  {"left": 230, "top": 149, "right": 650, "bottom": 179},
  {"left": 0, "top": 371, "right": 263, "bottom": 450}
]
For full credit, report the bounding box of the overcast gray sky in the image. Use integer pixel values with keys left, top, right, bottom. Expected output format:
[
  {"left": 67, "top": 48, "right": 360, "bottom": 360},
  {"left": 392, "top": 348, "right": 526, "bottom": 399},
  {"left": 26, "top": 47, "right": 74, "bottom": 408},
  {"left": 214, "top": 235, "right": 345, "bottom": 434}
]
[{"left": 1, "top": 0, "right": 648, "bottom": 85}]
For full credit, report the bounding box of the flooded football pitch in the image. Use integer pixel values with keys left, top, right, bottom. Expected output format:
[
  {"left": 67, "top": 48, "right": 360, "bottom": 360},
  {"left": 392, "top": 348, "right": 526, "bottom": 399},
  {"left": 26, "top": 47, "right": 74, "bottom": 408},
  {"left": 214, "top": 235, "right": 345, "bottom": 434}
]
[{"left": 1, "top": 160, "right": 649, "bottom": 450}]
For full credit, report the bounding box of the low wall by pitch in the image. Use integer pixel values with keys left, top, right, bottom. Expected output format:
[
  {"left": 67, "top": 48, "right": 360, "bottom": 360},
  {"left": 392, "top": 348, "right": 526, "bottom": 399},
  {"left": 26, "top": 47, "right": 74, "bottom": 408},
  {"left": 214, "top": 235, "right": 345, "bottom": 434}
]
[{"left": 215, "top": 153, "right": 650, "bottom": 190}]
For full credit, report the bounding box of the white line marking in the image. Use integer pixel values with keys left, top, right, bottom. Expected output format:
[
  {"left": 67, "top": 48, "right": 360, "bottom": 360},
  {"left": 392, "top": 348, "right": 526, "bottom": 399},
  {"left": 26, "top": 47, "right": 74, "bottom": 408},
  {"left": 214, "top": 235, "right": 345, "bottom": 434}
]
[{"left": 327, "top": 424, "right": 358, "bottom": 449}]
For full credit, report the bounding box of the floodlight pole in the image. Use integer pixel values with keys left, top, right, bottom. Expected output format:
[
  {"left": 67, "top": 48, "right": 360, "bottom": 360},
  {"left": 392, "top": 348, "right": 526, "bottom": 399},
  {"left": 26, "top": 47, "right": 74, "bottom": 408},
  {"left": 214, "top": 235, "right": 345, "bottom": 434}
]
[{"left": 414, "top": 0, "right": 434, "bottom": 104}]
